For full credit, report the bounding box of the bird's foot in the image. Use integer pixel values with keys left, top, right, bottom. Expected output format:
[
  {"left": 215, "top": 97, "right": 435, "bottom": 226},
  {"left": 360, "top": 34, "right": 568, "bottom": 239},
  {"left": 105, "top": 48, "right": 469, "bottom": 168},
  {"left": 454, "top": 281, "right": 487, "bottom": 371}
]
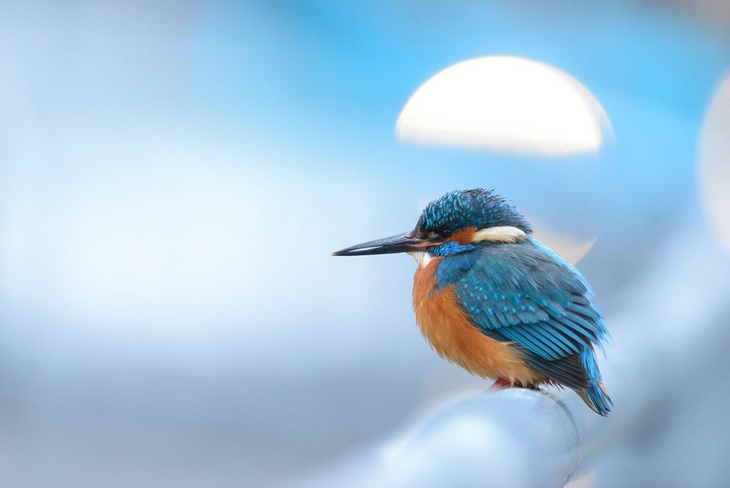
[{"left": 488, "top": 378, "right": 513, "bottom": 392}]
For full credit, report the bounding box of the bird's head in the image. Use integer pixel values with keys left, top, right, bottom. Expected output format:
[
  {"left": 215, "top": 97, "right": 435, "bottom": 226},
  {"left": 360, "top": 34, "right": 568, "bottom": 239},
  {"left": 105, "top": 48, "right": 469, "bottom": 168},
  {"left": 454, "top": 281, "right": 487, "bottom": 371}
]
[{"left": 333, "top": 189, "right": 532, "bottom": 265}]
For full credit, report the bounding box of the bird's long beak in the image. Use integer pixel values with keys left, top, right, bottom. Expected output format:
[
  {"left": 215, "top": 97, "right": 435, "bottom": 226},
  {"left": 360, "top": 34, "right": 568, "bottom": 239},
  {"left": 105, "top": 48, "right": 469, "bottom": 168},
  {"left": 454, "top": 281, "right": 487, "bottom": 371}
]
[{"left": 332, "top": 232, "right": 429, "bottom": 256}]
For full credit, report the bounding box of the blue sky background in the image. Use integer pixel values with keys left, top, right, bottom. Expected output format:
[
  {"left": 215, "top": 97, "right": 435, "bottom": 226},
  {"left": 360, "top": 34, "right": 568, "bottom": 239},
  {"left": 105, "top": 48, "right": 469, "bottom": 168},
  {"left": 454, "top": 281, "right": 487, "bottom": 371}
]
[{"left": 0, "top": 1, "right": 729, "bottom": 486}]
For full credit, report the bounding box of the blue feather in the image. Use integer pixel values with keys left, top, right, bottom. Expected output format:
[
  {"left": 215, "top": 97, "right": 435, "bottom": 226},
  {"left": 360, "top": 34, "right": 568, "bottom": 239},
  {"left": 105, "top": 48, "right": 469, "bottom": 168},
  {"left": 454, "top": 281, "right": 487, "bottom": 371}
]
[{"left": 434, "top": 236, "right": 612, "bottom": 415}]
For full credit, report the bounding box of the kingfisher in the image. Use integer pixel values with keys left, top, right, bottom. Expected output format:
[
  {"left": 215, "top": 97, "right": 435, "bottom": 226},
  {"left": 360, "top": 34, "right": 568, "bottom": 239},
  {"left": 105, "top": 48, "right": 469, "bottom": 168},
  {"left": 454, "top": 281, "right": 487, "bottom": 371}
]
[{"left": 333, "top": 189, "right": 612, "bottom": 416}]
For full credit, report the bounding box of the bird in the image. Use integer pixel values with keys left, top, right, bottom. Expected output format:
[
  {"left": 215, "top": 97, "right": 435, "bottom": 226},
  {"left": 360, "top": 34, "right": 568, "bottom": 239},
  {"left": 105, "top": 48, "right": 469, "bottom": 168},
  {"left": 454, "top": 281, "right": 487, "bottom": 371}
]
[{"left": 333, "top": 189, "right": 612, "bottom": 416}]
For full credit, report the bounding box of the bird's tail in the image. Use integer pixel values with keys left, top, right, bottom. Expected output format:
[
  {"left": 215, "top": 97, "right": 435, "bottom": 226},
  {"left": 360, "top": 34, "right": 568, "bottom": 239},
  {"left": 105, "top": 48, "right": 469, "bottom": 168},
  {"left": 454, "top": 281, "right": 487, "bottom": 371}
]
[{"left": 578, "top": 349, "right": 613, "bottom": 416}]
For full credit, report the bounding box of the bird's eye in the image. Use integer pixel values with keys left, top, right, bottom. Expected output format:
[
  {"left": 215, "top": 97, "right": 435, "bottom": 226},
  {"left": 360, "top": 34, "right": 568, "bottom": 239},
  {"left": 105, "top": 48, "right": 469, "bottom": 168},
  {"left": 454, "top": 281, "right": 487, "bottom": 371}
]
[{"left": 439, "top": 229, "right": 452, "bottom": 239}]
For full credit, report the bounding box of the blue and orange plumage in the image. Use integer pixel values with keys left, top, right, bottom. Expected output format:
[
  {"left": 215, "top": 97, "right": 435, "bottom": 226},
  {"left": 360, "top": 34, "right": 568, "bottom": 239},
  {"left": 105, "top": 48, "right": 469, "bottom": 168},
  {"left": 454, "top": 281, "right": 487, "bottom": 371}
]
[{"left": 334, "top": 189, "right": 612, "bottom": 416}]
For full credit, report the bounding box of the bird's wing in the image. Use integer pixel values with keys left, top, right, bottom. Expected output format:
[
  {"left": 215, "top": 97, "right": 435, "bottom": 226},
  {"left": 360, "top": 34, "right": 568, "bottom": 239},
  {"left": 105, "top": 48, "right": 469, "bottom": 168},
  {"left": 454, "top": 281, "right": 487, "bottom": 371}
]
[{"left": 447, "top": 238, "right": 609, "bottom": 389}]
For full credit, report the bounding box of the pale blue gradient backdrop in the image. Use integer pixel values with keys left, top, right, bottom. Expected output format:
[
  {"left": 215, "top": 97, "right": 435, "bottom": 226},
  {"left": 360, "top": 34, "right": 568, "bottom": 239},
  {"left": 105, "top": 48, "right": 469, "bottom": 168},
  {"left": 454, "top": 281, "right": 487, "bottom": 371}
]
[{"left": 0, "top": 1, "right": 729, "bottom": 487}]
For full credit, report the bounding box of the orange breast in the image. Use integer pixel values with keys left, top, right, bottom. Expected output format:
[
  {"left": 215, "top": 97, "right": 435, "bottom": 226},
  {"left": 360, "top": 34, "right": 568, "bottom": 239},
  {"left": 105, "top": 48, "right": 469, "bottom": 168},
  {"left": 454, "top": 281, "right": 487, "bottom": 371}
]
[{"left": 412, "top": 259, "right": 544, "bottom": 386}]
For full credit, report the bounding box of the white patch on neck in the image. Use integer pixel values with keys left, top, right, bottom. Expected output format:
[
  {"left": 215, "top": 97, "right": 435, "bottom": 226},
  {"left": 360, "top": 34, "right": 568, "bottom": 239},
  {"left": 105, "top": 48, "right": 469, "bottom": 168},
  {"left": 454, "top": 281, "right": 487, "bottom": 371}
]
[
  {"left": 472, "top": 226, "right": 527, "bottom": 244},
  {"left": 408, "top": 251, "right": 433, "bottom": 268}
]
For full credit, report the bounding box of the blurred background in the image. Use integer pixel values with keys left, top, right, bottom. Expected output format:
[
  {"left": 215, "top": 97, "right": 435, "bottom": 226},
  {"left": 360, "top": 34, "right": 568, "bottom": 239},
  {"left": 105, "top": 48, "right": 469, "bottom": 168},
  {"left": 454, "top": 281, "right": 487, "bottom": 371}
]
[{"left": 1, "top": 1, "right": 729, "bottom": 487}]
